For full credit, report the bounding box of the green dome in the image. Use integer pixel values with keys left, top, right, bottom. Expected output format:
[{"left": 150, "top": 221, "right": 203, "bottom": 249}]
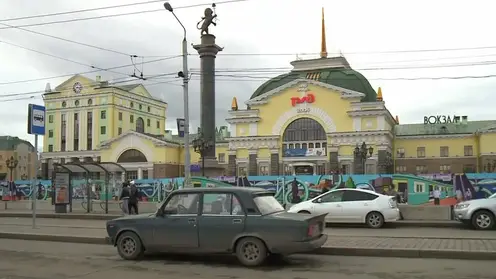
[{"left": 250, "top": 67, "right": 377, "bottom": 102}]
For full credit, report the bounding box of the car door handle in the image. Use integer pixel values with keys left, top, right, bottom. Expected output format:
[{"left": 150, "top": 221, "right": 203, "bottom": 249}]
[
  {"left": 188, "top": 218, "right": 196, "bottom": 224},
  {"left": 232, "top": 219, "right": 243, "bottom": 224},
  {"left": 364, "top": 203, "right": 369, "bottom": 206}
]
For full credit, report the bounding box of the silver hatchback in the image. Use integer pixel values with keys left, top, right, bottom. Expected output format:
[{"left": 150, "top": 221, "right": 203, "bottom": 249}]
[{"left": 454, "top": 193, "right": 496, "bottom": 230}]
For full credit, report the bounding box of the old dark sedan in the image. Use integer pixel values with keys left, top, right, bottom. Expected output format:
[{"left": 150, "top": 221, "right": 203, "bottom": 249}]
[{"left": 106, "top": 187, "right": 327, "bottom": 266}]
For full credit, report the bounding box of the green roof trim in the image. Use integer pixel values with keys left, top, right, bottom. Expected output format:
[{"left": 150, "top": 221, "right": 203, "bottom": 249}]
[
  {"left": 249, "top": 68, "right": 377, "bottom": 102},
  {"left": 395, "top": 120, "right": 496, "bottom": 136},
  {"left": 0, "top": 136, "right": 35, "bottom": 152}
]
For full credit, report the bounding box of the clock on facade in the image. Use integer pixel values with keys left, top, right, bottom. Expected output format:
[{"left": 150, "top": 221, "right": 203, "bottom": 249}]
[{"left": 73, "top": 82, "right": 83, "bottom": 94}]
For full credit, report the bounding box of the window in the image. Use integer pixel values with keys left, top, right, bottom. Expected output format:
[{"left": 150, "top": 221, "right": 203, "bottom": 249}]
[
  {"left": 74, "top": 113, "right": 79, "bottom": 151},
  {"left": 48, "top": 130, "right": 53, "bottom": 138},
  {"left": 253, "top": 193, "right": 284, "bottom": 215},
  {"left": 163, "top": 193, "right": 199, "bottom": 215},
  {"left": 202, "top": 193, "right": 244, "bottom": 215},
  {"left": 156, "top": 121, "right": 160, "bottom": 129},
  {"left": 87, "top": 111, "right": 93, "bottom": 150},
  {"left": 126, "top": 171, "right": 138, "bottom": 180},
  {"left": 147, "top": 106, "right": 151, "bottom": 112},
  {"left": 417, "top": 147, "right": 425, "bottom": 158},
  {"left": 342, "top": 190, "right": 378, "bottom": 202},
  {"left": 395, "top": 165, "right": 406, "bottom": 173},
  {"left": 118, "top": 112, "right": 122, "bottom": 121},
  {"left": 396, "top": 148, "right": 405, "bottom": 158},
  {"left": 320, "top": 190, "right": 344, "bottom": 203},
  {"left": 100, "top": 126, "right": 106, "bottom": 135},
  {"left": 440, "top": 146, "right": 449, "bottom": 157},
  {"left": 100, "top": 110, "right": 106, "bottom": 119},
  {"left": 130, "top": 115, "right": 134, "bottom": 123},
  {"left": 61, "top": 113, "right": 66, "bottom": 151},
  {"left": 48, "top": 115, "right": 54, "bottom": 123},
  {"left": 147, "top": 119, "right": 150, "bottom": 127},
  {"left": 440, "top": 164, "right": 451, "bottom": 174},
  {"left": 118, "top": 127, "right": 122, "bottom": 135},
  {"left": 258, "top": 165, "right": 269, "bottom": 175},
  {"left": 62, "top": 101, "right": 67, "bottom": 107},
  {"left": 130, "top": 102, "right": 134, "bottom": 108},
  {"left": 142, "top": 170, "right": 148, "bottom": 179},
  {"left": 416, "top": 165, "right": 427, "bottom": 174},
  {"left": 282, "top": 117, "right": 326, "bottom": 142},
  {"left": 48, "top": 145, "right": 53, "bottom": 152},
  {"left": 464, "top": 145, "right": 473, "bottom": 156},
  {"left": 237, "top": 166, "right": 247, "bottom": 176},
  {"left": 139, "top": 104, "right": 142, "bottom": 110},
  {"left": 75, "top": 100, "right": 80, "bottom": 106},
  {"left": 463, "top": 164, "right": 476, "bottom": 173},
  {"left": 284, "top": 165, "right": 292, "bottom": 175},
  {"left": 136, "top": 117, "right": 144, "bottom": 133},
  {"left": 414, "top": 182, "right": 425, "bottom": 193},
  {"left": 218, "top": 153, "right": 225, "bottom": 163},
  {"left": 88, "top": 99, "right": 92, "bottom": 105}
]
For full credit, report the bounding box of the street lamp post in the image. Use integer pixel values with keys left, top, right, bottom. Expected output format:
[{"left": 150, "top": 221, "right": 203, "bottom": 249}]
[
  {"left": 354, "top": 142, "right": 373, "bottom": 174},
  {"left": 5, "top": 156, "right": 18, "bottom": 200},
  {"left": 192, "top": 131, "right": 214, "bottom": 177},
  {"left": 380, "top": 152, "right": 394, "bottom": 174},
  {"left": 164, "top": 2, "right": 191, "bottom": 187}
]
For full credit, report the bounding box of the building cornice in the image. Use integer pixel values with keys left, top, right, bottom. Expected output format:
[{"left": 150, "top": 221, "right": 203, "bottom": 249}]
[
  {"left": 98, "top": 130, "right": 179, "bottom": 149},
  {"left": 395, "top": 134, "right": 473, "bottom": 140},
  {"left": 245, "top": 79, "right": 365, "bottom": 106},
  {"left": 228, "top": 109, "right": 260, "bottom": 118},
  {"left": 347, "top": 109, "right": 389, "bottom": 117},
  {"left": 227, "top": 136, "right": 279, "bottom": 150},
  {"left": 225, "top": 117, "right": 261, "bottom": 124},
  {"left": 40, "top": 150, "right": 99, "bottom": 160},
  {"left": 395, "top": 156, "right": 477, "bottom": 160}
]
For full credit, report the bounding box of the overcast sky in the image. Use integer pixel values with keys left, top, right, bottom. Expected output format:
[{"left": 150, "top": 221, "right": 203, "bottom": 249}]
[{"left": 1, "top": 0, "right": 495, "bottom": 150}]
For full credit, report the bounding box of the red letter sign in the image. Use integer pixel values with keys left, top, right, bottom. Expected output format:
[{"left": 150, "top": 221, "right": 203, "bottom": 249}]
[{"left": 291, "top": 93, "right": 315, "bottom": 106}]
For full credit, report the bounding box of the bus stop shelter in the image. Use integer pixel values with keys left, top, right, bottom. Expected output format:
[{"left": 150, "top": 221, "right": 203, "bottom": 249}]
[{"left": 53, "top": 162, "right": 126, "bottom": 214}]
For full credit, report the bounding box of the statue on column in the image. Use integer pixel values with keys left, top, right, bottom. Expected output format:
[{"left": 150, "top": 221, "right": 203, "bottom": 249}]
[{"left": 197, "top": 6, "right": 217, "bottom": 35}]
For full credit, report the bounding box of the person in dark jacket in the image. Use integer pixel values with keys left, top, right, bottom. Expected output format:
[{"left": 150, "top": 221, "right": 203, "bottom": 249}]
[
  {"left": 128, "top": 181, "right": 140, "bottom": 214},
  {"left": 119, "top": 181, "right": 130, "bottom": 214},
  {"left": 291, "top": 178, "right": 301, "bottom": 203}
]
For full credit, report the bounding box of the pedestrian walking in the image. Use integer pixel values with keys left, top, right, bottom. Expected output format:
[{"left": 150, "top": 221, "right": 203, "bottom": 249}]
[
  {"left": 119, "top": 181, "right": 130, "bottom": 215},
  {"left": 128, "top": 181, "right": 140, "bottom": 215},
  {"left": 433, "top": 187, "right": 441, "bottom": 205}
]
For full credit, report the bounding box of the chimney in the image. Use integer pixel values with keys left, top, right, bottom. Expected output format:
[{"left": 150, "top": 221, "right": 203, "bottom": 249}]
[
  {"left": 96, "top": 75, "right": 101, "bottom": 82},
  {"left": 462, "top": 116, "right": 468, "bottom": 124},
  {"left": 44, "top": 83, "right": 52, "bottom": 93}
]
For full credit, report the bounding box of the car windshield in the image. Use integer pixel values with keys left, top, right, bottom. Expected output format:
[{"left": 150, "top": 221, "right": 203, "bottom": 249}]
[
  {"left": 253, "top": 194, "right": 284, "bottom": 215},
  {"left": 489, "top": 193, "right": 496, "bottom": 199}
]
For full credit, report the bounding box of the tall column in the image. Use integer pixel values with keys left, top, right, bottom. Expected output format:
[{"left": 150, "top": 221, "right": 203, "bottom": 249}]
[
  {"left": 328, "top": 146, "right": 339, "bottom": 173},
  {"left": 270, "top": 149, "right": 280, "bottom": 176},
  {"left": 248, "top": 150, "right": 258, "bottom": 176},
  {"left": 193, "top": 35, "right": 223, "bottom": 159},
  {"left": 227, "top": 151, "right": 236, "bottom": 176}
]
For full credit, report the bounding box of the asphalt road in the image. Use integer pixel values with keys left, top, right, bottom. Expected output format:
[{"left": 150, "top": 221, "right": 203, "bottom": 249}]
[{"left": 0, "top": 239, "right": 494, "bottom": 279}]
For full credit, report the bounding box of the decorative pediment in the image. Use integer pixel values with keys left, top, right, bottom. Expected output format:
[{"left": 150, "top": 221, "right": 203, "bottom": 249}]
[
  {"left": 245, "top": 78, "right": 365, "bottom": 106},
  {"left": 98, "top": 130, "right": 178, "bottom": 149}
]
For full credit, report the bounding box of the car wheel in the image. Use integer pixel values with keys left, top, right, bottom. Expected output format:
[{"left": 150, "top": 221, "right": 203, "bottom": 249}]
[
  {"left": 235, "top": 237, "right": 268, "bottom": 267},
  {"left": 117, "top": 231, "right": 144, "bottom": 260},
  {"left": 298, "top": 210, "right": 311, "bottom": 214},
  {"left": 366, "top": 211, "right": 384, "bottom": 228},
  {"left": 471, "top": 210, "right": 495, "bottom": 230}
]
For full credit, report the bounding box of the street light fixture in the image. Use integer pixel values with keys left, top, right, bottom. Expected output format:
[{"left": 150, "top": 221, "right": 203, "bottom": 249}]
[
  {"left": 5, "top": 156, "right": 18, "bottom": 200},
  {"left": 354, "top": 142, "right": 373, "bottom": 174},
  {"left": 192, "top": 131, "right": 214, "bottom": 176},
  {"left": 164, "top": 2, "right": 191, "bottom": 187}
]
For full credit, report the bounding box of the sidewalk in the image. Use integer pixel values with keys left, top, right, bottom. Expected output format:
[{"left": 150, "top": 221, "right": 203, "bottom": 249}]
[{"left": 0, "top": 217, "right": 495, "bottom": 260}]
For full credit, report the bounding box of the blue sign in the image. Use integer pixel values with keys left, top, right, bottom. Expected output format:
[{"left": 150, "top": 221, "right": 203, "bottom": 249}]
[
  {"left": 283, "top": 148, "right": 307, "bottom": 157},
  {"left": 27, "top": 104, "right": 46, "bottom": 135},
  {"left": 177, "top": 118, "right": 185, "bottom": 137},
  {"left": 190, "top": 164, "right": 201, "bottom": 172}
]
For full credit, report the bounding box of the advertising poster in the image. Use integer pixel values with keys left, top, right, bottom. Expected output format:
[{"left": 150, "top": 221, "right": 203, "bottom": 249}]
[{"left": 54, "top": 172, "right": 70, "bottom": 205}]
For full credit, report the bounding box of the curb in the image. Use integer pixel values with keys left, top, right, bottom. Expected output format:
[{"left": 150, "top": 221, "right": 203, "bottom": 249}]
[
  {"left": 308, "top": 247, "right": 496, "bottom": 261},
  {"left": 0, "top": 232, "right": 494, "bottom": 260},
  {"left": 0, "top": 232, "right": 109, "bottom": 245},
  {"left": 0, "top": 212, "right": 120, "bottom": 220}
]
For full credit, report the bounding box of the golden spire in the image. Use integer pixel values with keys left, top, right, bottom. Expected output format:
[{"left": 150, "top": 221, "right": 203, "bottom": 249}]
[
  {"left": 395, "top": 115, "right": 400, "bottom": 124},
  {"left": 231, "top": 97, "right": 238, "bottom": 111},
  {"left": 320, "top": 7, "right": 328, "bottom": 59},
  {"left": 376, "top": 87, "right": 383, "bottom": 101}
]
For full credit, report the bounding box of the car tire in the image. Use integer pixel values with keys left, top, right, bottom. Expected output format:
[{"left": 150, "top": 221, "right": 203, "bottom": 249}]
[
  {"left": 471, "top": 210, "right": 495, "bottom": 230},
  {"left": 116, "top": 231, "right": 144, "bottom": 260},
  {"left": 366, "top": 211, "right": 384, "bottom": 228},
  {"left": 235, "top": 237, "right": 268, "bottom": 267},
  {"left": 298, "top": 210, "right": 311, "bottom": 214}
]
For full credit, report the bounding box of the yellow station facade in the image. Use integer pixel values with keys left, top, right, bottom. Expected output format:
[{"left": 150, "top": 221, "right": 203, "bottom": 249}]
[{"left": 40, "top": 11, "right": 496, "bottom": 179}]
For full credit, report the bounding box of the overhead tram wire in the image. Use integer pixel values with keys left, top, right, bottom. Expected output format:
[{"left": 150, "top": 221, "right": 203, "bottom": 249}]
[
  {"left": 0, "top": 0, "right": 166, "bottom": 22},
  {"left": 0, "top": 55, "right": 181, "bottom": 86},
  {"left": 0, "top": 0, "right": 250, "bottom": 31}
]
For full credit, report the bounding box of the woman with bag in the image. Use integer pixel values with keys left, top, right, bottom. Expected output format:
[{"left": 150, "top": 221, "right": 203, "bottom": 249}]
[{"left": 119, "top": 181, "right": 130, "bottom": 215}]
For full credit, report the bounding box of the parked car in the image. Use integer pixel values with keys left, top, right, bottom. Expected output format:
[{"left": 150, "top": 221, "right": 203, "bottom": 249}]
[
  {"left": 106, "top": 187, "right": 327, "bottom": 266},
  {"left": 287, "top": 188, "right": 400, "bottom": 228},
  {"left": 453, "top": 192, "right": 496, "bottom": 230}
]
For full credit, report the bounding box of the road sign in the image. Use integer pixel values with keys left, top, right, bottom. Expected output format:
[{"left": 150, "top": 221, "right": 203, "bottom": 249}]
[
  {"left": 177, "top": 118, "right": 185, "bottom": 137},
  {"left": 27, "top": 104, "right": 46, "bottom": 135}
]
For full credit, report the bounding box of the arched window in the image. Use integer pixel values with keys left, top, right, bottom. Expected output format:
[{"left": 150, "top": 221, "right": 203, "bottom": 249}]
[
  {"left": 117, "top": 149, "right": 147, "bottom": 163},
  {"left": 136, "top": 117, "right": 145, "bottom": 133},
  {"left": 282, "top": 117, "right": 326, "bottom": 142}
]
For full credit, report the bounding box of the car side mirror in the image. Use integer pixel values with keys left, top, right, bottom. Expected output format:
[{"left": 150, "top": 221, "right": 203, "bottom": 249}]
[{"left": 314, "top": 198, "right": 322, "bottom": 203}]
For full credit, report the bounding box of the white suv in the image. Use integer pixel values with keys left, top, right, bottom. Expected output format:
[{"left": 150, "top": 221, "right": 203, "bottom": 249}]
[{"left": 288, "top": 188, "right": 400, "bottom": 228}]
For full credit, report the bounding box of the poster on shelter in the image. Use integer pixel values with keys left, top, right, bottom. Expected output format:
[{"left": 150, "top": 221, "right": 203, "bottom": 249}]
[{"left": 54, "top": 173, "right": 70, "bottom": 204}]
